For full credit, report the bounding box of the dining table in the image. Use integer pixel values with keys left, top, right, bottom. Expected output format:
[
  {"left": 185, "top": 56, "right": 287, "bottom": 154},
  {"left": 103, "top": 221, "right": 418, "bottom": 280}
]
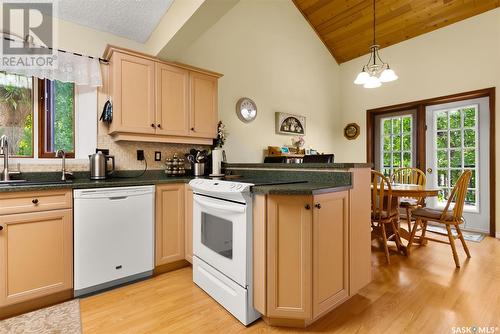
[
  {"left": 372, "top": 183, "right": 441, "bottom": 250},
  {"left": 391, "top": 183, "right": 440, "bottom": 243}
]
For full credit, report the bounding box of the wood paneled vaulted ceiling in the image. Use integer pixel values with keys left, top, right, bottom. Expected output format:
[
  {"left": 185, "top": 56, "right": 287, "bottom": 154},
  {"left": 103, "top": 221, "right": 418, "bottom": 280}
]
[{"left": 293, "top": 0, "right": 500, "bottom": 63}]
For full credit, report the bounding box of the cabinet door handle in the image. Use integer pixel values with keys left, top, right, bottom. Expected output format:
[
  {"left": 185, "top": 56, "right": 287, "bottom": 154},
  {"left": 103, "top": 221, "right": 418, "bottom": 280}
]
[
  {"left": 305, "top": 204, "right": 311, "bottom": 210},
  {"left": 0, "top": 226, "right": 3, "bottom": 231},
  {"left": 157, "top": 124, "right": 161, "bottom": 128},
  {"left": 315, "top": 203, "right": 321, "bottom": 209},
  {"left": 32, "top": 199, "right": 39, "bottom": 205},
  {"left": 151, "top": 123, "right": 156, "bottom": 128},
  {"left": 191, "top": 127, "right": 195, "bottom": 131}
]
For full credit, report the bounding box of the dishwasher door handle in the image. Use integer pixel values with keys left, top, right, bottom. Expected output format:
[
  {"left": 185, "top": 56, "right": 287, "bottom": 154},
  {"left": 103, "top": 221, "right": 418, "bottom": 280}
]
[{"left": 109, "top": 196, "right": 128, "bottom": 200}]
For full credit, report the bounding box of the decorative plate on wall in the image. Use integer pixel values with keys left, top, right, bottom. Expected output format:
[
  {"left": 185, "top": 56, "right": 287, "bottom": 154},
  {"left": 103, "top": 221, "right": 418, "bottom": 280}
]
[
  {"left": 275, "top": 112, "right": 306, "bottom": 135},
  {"left": 236, "top": 97, "right": 257, "bottom": 123},
  {"left": 344, "top": 123, "right": 360, "bottom": 140}
]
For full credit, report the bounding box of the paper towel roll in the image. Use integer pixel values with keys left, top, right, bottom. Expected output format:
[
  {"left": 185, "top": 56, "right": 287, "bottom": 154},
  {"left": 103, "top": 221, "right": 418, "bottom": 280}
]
[{"left": 212, "top": 148, "right": 223, "bottom": 175}]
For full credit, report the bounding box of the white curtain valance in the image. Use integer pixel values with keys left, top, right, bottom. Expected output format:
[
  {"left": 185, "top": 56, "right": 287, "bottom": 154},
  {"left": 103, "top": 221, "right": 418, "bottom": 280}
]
[{"left": 1, "top": 41, "right": 102, "bottom": 87}]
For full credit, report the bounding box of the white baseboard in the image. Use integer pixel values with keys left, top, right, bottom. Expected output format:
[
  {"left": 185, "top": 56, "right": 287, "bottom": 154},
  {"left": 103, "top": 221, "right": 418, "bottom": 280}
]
[{"left": 496, "top": 232, "right": 500, "bottom": 239}]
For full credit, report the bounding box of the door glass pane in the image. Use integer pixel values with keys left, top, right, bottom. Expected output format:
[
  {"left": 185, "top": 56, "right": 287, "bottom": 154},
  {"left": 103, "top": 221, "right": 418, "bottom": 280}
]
[
  {"left": 379, "top": 115, "right": 413, "bottom": 176},
  {"left": 201, "top": 213, "right": 233, "bottom": 259},
  {"left": 433, "top": 105, "right": 479, "bottom": 207}
]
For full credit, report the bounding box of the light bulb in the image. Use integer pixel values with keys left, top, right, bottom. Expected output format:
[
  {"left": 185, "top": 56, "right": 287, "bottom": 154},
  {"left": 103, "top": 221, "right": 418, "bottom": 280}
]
[
  {"left": 354, "top": 71, "right": 369, "bottom": 85},
  {"left": 379, "top": 68, "right": 398, "bottom": 82},
  {"left": 364, "top": 76, "right": 381, "bottom": 88}
]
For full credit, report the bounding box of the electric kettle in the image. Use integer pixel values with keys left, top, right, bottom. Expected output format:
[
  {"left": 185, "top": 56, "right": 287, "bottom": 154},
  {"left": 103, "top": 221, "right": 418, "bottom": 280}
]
[{"left": 89, "top": 151, "right": 115, "bottom": 180}]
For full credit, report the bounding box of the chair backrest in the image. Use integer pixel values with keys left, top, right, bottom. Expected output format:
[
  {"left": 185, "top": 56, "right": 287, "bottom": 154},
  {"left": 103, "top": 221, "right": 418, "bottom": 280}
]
[
  {"left": 442, "top": 170, "right": 472, "bottom": 221},
  {"left": 371, "top": 170, "right": 395, "bottom": 219},
  {"left": 264, "top": 156, "right": 287, "bottom": 163},
  {"left": 390, "top": 167, "right": 426, "bottom": 186},
  {"left": 302, "top": 154, "right": 334, "bottom": 163}
]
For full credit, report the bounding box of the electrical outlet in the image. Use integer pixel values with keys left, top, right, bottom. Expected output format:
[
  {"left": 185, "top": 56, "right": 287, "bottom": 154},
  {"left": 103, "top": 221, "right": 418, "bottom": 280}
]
[
  {"left": 154, "top": 151, "right": 161, "bottom": 161},
  {"left": 137, "top": 150, "right": 144, "bottom": 161}
]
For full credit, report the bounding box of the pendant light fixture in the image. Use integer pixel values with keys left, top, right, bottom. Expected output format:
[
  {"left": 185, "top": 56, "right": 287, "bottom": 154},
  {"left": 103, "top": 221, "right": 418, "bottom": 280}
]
[{"left": 354, "top": 0, "right": 398, "bottom": 88}]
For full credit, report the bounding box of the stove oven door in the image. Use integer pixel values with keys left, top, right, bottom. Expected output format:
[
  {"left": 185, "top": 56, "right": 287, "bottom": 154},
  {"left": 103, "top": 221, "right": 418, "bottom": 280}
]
[{"left": 193, "top": 194, "right": 247, "bottom": 287}]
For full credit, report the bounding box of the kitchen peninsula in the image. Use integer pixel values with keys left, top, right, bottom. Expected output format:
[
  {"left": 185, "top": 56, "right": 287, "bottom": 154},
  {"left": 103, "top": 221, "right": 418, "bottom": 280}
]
[{"left": 225, "top": 163, "right": 372, "bottom": 327}]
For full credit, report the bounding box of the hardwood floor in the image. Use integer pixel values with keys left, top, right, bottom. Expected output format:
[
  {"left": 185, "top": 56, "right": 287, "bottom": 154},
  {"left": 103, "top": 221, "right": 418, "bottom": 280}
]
[{"left": 80, "top": 237, "right": 500, "bottom": 333}]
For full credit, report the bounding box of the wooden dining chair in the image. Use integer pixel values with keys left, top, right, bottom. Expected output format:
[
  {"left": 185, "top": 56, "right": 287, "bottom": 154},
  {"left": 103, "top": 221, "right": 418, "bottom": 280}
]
[
  {"left": 390, "top": 167, "right": 426, "bottom": 232},
  {"left": 408, "top": 170, "right": 472, "bottom": 268},
  {"left": 371, "top": 170, "right": 403, "bottom": 264}
]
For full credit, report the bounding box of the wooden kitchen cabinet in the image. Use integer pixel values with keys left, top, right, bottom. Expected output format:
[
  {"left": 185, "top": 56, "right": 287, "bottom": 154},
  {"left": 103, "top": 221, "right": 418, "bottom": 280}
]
[
  {"left": 104, "top": 46, "right": 222, "bottom": 145},
  {"left": 155, "top": 184, "right": 185, "bottom": 266},
  {"left": 312, "top": 191, "right": 349, "bottom": 319},
  {"left": 156, "top": 63, "right": 190, "bottom": 136},
  {"left": 267, "top": 195, "right": 313, "bottom": 320},
  {"left": 189, "top": 72, "right": 218, "bottom": 138},
  {"left": 256, "top": 190, "right": 356, "bottom": 327},
  {"left": 0, "top": 190, "right": 73, "bottom": 319},
  {"left": 184, "top": 184, "right": 193, "bottom": 264},
  {"left": 109, "top": 51, "right": 156, "bottom": 135}
]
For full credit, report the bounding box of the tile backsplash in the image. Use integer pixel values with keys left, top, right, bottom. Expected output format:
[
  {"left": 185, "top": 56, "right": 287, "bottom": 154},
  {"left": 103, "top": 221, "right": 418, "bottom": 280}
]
[{"left": 97, "top": 132, "right": 208, "bottom": 170}]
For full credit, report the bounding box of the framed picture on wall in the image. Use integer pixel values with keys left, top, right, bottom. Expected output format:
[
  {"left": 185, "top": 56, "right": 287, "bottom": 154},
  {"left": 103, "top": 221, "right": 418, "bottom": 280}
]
[{"left": 275, "top": 112, "right": 306, "bottom": 135}]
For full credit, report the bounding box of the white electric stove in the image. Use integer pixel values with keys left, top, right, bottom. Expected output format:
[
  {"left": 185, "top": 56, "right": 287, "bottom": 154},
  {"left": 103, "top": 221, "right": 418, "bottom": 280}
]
[{"left": 189, "top": 178, "right": 260, "bottom": 325}]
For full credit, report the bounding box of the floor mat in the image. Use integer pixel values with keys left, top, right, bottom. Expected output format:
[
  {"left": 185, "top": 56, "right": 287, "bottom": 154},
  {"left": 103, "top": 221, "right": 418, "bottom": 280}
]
[
  {"left": 426, "top": 225, "right": 486, "bottom": 243},
  {"left": 0, "top": 299, "right": 81, "bottom": 334}
]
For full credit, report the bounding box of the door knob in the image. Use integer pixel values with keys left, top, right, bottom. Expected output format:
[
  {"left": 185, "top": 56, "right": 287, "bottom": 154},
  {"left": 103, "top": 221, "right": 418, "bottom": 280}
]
[
  {"left": 32, "top": 199, "right": 39, "bottom": 204},
  {"left": 151, "top": 123, "right": 155, "bottom": 128},
  {"left": 427, "top": 168, "right": 433, "bottom": 174},
  {"left": 315, "top": 203, "right": 321, "bottom": 209},
  {"left": 191, "top": 127, "right": 195, "bottom": 131},
  {"left": 157, "top": 124, "right": 161, "bottom": 128},
  {"left": 305, "top": 204, "right": 311, "bottom": 210},
  {"left": 0, "top": 226, "right": 3, "bottom": 231}
]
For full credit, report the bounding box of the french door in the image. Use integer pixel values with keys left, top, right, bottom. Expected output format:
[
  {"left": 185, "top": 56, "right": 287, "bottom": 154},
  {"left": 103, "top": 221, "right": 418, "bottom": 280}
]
[
  {"left": 425, "top": 97, "right": 490, "bottom": 233},
  {"left": 374, "top": 110, "right": 417, "bottom": 176}
]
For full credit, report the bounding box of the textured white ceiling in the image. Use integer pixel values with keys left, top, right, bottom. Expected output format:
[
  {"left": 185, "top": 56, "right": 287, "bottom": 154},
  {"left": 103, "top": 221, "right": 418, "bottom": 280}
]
[{"left": 56, "top": 0, "right": 174, "bottom": 43}]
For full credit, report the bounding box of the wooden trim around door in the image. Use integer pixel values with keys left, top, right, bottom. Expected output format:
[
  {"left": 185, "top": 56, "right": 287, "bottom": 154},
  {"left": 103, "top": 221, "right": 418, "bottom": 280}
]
[{"left": 366, "top": 87, "right": 496, "bottom": 237}]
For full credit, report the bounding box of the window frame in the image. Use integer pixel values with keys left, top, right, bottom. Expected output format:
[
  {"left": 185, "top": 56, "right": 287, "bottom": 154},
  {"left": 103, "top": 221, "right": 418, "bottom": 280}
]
[{"left": 37, "top": 79, "right": 76, "bottom": 158}]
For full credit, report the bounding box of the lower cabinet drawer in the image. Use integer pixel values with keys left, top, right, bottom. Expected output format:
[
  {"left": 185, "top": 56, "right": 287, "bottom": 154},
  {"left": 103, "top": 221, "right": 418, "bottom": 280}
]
[{"left": 0, "top": 190, "right": 72, "bottom": 215}]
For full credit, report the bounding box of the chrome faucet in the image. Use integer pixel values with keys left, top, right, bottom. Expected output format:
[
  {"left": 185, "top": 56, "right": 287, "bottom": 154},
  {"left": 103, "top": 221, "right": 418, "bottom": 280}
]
[
  {"left": 56, "top": 149, "right": 68, "bottom": 181},
  {"left": 0, "top": 135, "right": 9, "bottom": 181}
]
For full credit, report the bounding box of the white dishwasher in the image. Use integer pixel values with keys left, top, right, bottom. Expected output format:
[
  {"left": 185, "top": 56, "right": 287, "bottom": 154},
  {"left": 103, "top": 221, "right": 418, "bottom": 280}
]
[{"left": 74, "top": 185, "right": 154, "bottom": 296}]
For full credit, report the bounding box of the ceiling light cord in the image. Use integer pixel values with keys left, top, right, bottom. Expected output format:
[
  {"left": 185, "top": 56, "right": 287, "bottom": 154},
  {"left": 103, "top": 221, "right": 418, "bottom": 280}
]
[{"left": 353, "top": 0, "right": 398, "bottom": 88}]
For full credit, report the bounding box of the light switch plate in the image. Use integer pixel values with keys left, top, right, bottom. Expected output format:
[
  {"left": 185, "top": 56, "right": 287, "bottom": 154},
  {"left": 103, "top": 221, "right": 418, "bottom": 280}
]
[{"left": 154, "top": 151, "right": 161, "bottom": 161}]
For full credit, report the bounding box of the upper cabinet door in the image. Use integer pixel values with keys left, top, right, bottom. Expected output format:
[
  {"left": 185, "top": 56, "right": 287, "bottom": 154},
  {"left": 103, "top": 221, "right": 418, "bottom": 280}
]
[
  {"left": 111, "top": 52, "right": 156, "bottom": 134},
  {"left": 189, "top": 72, "right": 218, "bottom": 138},
  {"left": 156, "top": 63, "right": 190, "bottom": 136}
]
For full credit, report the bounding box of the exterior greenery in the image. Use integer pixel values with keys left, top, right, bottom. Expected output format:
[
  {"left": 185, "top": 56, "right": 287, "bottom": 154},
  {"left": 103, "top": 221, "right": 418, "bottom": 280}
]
[
  {"left": 0, "top": 73, "right": 74, "bottom": 157},
  {"left": 52, "top": 80, "right": 75, "bottom": 152},
  {"left": 0, "top": 73, "right": 33, "bottom": 156},
  {"left": 382, "top": 115, "right": 413, "bottom": 176},
  {"left": 435, "top": 107, "right": 477, "bottom": 206}
]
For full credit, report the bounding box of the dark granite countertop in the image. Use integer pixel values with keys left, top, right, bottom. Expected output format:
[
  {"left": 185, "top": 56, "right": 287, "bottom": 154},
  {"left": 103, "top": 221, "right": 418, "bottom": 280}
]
[
  {"left": 224, "top": 162, "right": 372, "bottom": 169},
  {"left": 0, "top": 171, "right": 194, "bottom": 193},
  {"left": 251, "top": 183, "right": 352, "bottom": 195},
  {"left": 0, "top": 168, "right": 353, "bottom": 195}
]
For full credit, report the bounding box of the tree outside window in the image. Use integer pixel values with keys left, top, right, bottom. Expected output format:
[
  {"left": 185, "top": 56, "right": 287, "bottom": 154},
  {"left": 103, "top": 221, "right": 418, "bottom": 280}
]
[{"left": 0, "top": 72, "right": 75, "bottom": 158}]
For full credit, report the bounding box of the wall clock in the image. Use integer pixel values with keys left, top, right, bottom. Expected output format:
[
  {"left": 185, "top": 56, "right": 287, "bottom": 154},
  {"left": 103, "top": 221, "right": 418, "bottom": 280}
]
[
  {"left": 344, "top": 123, "right": 360, "bottom": 140},
  {"left": 236, "top": 97, "right": 257, "bottom": 123}
]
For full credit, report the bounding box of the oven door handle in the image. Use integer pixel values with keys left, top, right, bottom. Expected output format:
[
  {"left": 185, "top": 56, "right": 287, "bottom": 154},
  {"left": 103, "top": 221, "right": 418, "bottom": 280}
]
[{"left": 194, "top": 197, "right": 246, "bottom": 213}]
